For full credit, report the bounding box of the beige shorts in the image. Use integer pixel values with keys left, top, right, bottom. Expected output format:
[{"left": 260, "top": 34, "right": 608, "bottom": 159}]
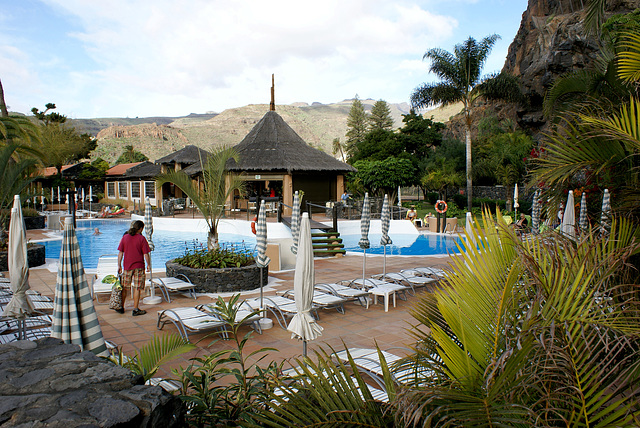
[{"left": 122, "top": 268, "right": 146, "bottom": 290}]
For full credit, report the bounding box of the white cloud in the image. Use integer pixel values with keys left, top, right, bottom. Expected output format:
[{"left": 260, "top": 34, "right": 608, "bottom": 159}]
[{"left": 26, "top": 0, "right": 458, "bottom": 116}]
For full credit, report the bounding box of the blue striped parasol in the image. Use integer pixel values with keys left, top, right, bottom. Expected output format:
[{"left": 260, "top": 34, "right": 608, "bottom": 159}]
[
  {"left": 601, "top": 189, "right": 611, "bottom": 237},
  {"left": 579, "top": 192, "right": 588, "bottom": 231},
  {"left": 380, "top": 194, "right": 392, "bottom": 276},
  {"left": 290, "top": 191, "right": 301, "bottom": 255},
  {"left": 358, "top": 193, "right": 371, "bottom": 282},
  {"left": 255, "top": 202, "right": 270, "bottom": 311},
  {"left": 51, "top": 218, "right": 107, "bottom": 356},
  {"left": 531, "top": 189, "right": 541, "bottom": 235}
]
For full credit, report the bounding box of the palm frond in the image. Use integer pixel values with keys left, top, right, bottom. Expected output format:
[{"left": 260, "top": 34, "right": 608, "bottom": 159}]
[
  {"left": 618, "top": 31, "right": 640, "bottom": 82},
  {"left": 252, "top": 347, "right": 393, "bottom": 427}
]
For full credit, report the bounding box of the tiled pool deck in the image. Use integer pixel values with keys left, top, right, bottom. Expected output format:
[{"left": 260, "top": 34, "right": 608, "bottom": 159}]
[{"left": 17, "top": 217, "right": 457, "bottom": 378}]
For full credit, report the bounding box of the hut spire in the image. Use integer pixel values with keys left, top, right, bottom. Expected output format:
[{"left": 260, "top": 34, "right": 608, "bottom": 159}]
[{"left": 270, "top": 74, "right": 275, "bottom": 111}]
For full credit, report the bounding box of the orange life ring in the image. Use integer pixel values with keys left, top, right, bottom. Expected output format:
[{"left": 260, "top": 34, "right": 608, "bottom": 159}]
[
  {"left": 251, "top": 216, "right": 257, "bottom": 234},
  {"left": 435, "top": 200, "right": 448, "bottom": 214}
]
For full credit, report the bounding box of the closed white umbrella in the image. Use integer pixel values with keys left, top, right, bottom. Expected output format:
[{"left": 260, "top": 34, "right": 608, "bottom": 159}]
[
  {"left": 380, "top": 194, "right": 392, "bottom": 276},
  {"left": 513, "top": 184, "right": 519, "bottom": 216},
  {"left": 254, "top": 202, "right": 270, "bottom": 312},
  {"left": 562, "top": 190, "right": 576, "bottom": 238},
  {"left": 290, "top": 191, "right": 301, "bottom": 255},
  {"left": 89, "top": 186, "right": 93, "bottom": 217},
  {"left": 465, "top": 212, "right": 475, "bottom": 245},
  {"left": 142, "top": 197, "right": 161, "bottom": 305},
  {"left": 601, "top": 189, "right": 611, "bottom": 237},
  {"left": 287, "top": 212, "right": 322, "bottom": 357},
  {"left": 358, "top": 193, "right": 371, "bottom": 283},
  {"left": 579, "top": 192, "right": 588, "bottom": 232},
  {"left": 51, "top": 218, "right": 108, "bottom": 356},
  {"left": 3, "top": 197, "right": 36, "bottom": 337}
]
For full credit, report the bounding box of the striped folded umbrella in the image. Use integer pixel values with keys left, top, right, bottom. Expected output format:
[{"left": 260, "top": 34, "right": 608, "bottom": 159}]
[
  {"left": 600, "top": 189, "right": 611, "bottom": 237},
  {"left": 579, "top": 192, "right": 588, "bottom": 231},
  {"left": 380, "top": 194, "right": 392, "bottom": 247},
  {"left": 380, "top": 194, "right": 392, "bottom": 276},
  {"left": 144, "top": 196, "right": 155, "bottom": 251},
  {"left": 51, "top": 217, "right": 108, "bottom": 357},
  {"left": 290, "top": 191, "right": 301, "bottom": 255},
  {"left": 531, "top": 189, "right": 541, "bottom": 234},
  {"left": 358, "top": 193, "right": 371, "bottom": 250},
  {"left": 255, "top": 203, "right": 270, "bottom": 268}
]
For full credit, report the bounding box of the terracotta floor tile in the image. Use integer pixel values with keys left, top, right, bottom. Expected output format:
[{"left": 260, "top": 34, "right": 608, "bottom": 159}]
[{"left": 16, "top": 241, "right": 460, "bottom": 382}]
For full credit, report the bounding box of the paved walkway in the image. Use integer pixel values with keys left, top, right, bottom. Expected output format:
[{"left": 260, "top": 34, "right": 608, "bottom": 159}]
[{"left": 17, "top": 219, "right": 456, "bottom": 378}]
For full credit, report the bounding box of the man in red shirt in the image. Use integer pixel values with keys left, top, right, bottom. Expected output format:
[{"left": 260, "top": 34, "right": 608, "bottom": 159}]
[{"left": 117, "top": 220, "right": 151, "bottom": 316}]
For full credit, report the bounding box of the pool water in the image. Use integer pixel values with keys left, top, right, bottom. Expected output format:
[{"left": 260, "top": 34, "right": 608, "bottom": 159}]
[
  {"left": 40, "top": 219, "right": 256, "bottom": 269},
  {"left": 340, "top": 233, "right": 464, "bottom": 256}
]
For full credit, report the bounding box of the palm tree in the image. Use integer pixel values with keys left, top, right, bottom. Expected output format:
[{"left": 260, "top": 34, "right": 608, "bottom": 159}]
[
  {"left": 411, "top": 35, "right": 521, "bottom": 211},
  {"left": 532, "top": 30, "right": 640, "bottom": 217},
  {"left": 392, "top": 212, "right": 640, "bottom": 426},
  {"left": 155, "top": 146, "right": 245, "bottom": 249}
]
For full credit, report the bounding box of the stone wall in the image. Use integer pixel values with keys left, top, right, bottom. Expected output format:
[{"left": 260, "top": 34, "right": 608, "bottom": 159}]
[
  {"left": 0, "top": 338, "right": 184, "bottom": 427},
  {"left": 24, "top": 215, "right": 46, "bottom": 230},
  {"left": 165, "top": 261, "right": 268, "bottom": 293},
  {"left": 0, "top": 243, "right": 45, "bottom": 271}
]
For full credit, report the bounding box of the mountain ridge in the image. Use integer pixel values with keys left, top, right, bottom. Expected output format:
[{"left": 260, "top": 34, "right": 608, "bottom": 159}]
[{"left": 71, "top": 99, "right": 459, "bottom": 164}]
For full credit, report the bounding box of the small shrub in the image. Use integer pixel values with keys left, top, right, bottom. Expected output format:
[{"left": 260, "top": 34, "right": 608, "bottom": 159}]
[{"left": 175, "top": 240, "right": 254, "bottom": 269}]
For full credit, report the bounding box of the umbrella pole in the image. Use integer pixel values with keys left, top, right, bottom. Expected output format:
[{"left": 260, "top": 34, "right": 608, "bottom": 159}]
[
  {"left": 260, "top": 266, "right": 264, "bottom": 314},
  {"left": 303, "top": 339, "right": 307, "bottom": 359},
  {"left": 383, "top": 246, "right": 387, "bottom": 277},
  {"left": 362, "top": 248, "right": 366, "bottom": 289}
]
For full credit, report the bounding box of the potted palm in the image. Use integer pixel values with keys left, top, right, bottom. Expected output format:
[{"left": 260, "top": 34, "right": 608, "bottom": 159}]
[{"left": 156, "top": 146, "right": 246, "bottom": 249}]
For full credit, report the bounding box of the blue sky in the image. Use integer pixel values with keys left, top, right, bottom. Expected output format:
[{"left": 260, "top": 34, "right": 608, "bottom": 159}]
[{"left": 0, "top": 0, "right": 528, "bottom": 118}]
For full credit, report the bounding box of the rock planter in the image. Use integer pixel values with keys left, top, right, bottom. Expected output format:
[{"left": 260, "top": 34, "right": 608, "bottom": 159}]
[
  {"left": 23, "top": 215, "right": 46, "bottom": 230},
  {"left": 165, "top": 261, "right": 268, "bottom": 293},
  {"left": 0, "top": 243, "right": 45, "bottom": 271}
]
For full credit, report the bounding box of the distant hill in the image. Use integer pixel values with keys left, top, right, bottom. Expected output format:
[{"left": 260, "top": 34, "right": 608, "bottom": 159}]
[{"left": 69, "top": 100, "right": 461, "bottom": 164}]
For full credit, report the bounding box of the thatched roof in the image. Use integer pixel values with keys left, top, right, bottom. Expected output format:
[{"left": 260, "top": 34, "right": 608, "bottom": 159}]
[
  {"left": 155, "top": 145, "right": 210, "bottom": 165},
  {"left": 123, "top": 161, "right": 161, "bottom": 179},
  {"left": 226, "top": 111, "right": 355, "bottom": 173}
]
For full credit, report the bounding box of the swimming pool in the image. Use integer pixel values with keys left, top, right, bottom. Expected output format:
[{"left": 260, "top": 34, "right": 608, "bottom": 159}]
[
  {"left": 38, "top": 218, "right": 462, "bottom": 270},
  {"left": 340, "top": 233, "right": 464, "bottom": 256},
  {"left": 39, "top": 219, "right": 257, "bottom": 269}
]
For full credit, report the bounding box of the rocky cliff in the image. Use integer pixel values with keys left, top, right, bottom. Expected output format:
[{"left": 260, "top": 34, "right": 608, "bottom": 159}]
[{"left": 503, "top": 0, "right": 640, "bottom": 133}]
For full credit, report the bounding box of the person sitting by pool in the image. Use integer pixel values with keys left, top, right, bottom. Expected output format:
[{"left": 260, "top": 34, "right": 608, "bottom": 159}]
[
  {"left": 406, "top": 206, "right": 418, "bottom": 223},
  {"left": 515, "top": 213, "right": 528, "bottom": 233},
  {"left": 93, "top": 228, "right": 101, "bottom": 235}
]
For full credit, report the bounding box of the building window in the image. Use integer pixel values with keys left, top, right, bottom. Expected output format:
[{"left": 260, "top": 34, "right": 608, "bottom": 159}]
[
  {"left": 144, "top": 181, "right": 155, "bottom": 199},
  {"left": 131, "top": 182, "right": 141, "bottom": 198},
  {"left": 107, "top": 182, "right": 116, "bottom": 198},
  {"left": 118, "top": 182, "right": 128, "bottom": 198}
]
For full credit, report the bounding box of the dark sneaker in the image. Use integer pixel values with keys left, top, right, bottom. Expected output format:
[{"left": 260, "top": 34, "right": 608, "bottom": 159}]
[
  {"left": 132, "top": 308, "right": 146, "bottom": 316},
  {"left": 114, "top": 307, "right": 125, "bottom": 314}
]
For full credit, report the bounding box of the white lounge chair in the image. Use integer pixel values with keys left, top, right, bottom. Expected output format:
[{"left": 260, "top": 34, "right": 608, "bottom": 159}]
[
  {"left": 334, "top": 347, "right": 429, "bottom": 385},
  {"left": 198, "top": 300, "right": 262, "bottom": 334},
  {"left": 278, "top": 289, "right": 348, "bottom": 314},
  {"left": 148, "top": 274, "right": 197, "bottom": 303},
  {"left": 244, "top": 296, "right": 320, "bottom": 329},
  {"left": 377, "top": 272, "right": 437, "bottom": 295},
  {"left": 315, "top": 283, "right": 370, "bottom": 308},
  {"left": 402, "top": 267, "right": 449, "bottom": 280},
  {"left": 156, "top": 306, "right": 226, "bottom": 341},
  {"left": 90, "top": 254, "right": 120, "bottom": 303}
]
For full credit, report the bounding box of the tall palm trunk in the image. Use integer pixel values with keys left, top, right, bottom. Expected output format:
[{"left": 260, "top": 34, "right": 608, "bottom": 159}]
[
  {"left": 208, "top": 230, "right": 219, "bottom": 250},
  {"left": 465, "top": 110, "right": 473, "bottom": 212},
  {"left": 0, "top": 78, "right": 8, "bottom": 117}
]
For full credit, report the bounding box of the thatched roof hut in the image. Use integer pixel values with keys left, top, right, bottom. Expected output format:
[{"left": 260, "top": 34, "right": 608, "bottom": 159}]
[
  {"left": 226, "top": 110, "right": 355, "bottom": 213},
  {"left": 227, "top": 110, "right": 355, "bottom": 173}
]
